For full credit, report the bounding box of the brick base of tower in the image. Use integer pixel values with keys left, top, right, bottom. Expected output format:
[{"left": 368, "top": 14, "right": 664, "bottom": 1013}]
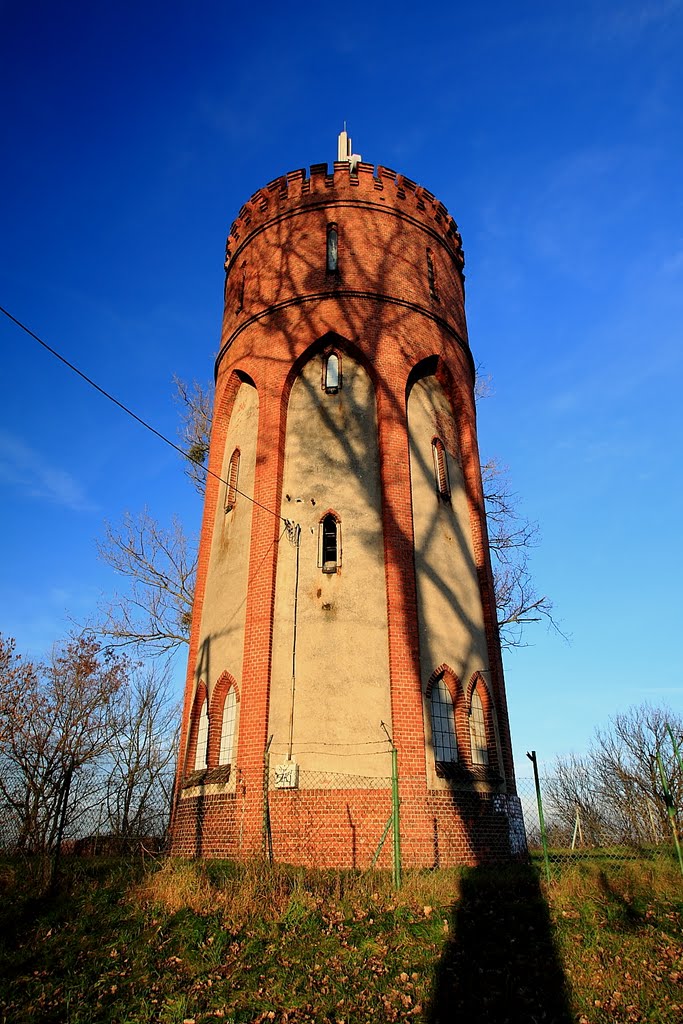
[{"left": 171, "top": 786, "right": 525, "bottom": 868}]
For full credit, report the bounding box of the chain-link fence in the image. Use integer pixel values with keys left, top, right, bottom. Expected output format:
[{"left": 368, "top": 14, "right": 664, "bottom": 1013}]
[
  {"left": 0, "top": 793, "right": 172, "bottom": 857},
  {"left": 516, "top": 775, "right": 680, "bottom": 877},
  {"left": 4, "top": 767, "right": 680, "bottom": 882}
]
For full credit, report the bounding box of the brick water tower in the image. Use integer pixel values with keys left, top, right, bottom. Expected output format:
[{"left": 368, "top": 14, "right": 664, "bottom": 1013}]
[{"left": 171, "top": 132, "right": 524, "bottom": 866}]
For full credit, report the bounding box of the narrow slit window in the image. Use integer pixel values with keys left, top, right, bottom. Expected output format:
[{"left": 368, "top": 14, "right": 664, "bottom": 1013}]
[
  {"left": 432, "top": 438, "right": 451, "bottom": 500},
  {"left": 194, "top": 698, "right": 209, "bottom": 770},
  {"left": 236, "top": 261, "right": 247, "bottom": 312},
  {"left": 319, "top": 513, "right": 340, "bottom": 573},
  {"left": 225, "top": 448, "right": 240, "bottom": 512},
  {"left": 326, "top": 224, "right": 338, "bottom": 272},
  {"left": 324, "top": 351, "right": 340, "bottom": 393},
  {"left": 219, "top": 688, "right": 237, "bottom": 765},
  {"left": 430, "top": 677, "right": 458, "bottom": 764},
  {"left": 426, "top": 248, "right": 438, "bottom": 300},
  {"left": 470, "top": 687, "right": 489, "bottom": 765}
]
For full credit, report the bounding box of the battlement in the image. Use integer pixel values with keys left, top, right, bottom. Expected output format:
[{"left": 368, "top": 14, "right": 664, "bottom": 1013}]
[{"left": 225, "top": 162, "right": 464, "bottom": 269}]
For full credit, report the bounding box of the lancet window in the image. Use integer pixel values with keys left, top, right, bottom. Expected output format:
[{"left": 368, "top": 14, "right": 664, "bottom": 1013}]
[
  {"left": 219, "top": 688, "right": 237, "bottom": 765},
  {"left": 319, "top": 513, "right": 341, "bottom": 573},
  {"left": 326, "top": 223, "right": 339, "bottom": 272},
  {"left": 430, "top": 676, "right": 458, "bottom": 765},
  {"left": 225, "top": 448, "right": 240, "bottom": 513},
  {"left": 194, "top": 698, "right": 209, "bottom": 771},
  {"left": 432, "top": 437, "right": 451, "bottom": 500},
  {"left": 470, "top": 686, "right": 489, "bottom": 765},
  {"left": 324, "top": 351, "right": 340, "bottom": 393},
  {"left": 426, "top": 247, "right": 438, "bottom": 300}
]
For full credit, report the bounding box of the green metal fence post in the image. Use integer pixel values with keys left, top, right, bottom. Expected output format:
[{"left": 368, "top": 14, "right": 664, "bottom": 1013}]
[
  {"left": 657, "top": 751, "right": 683, "bottom": 876},
  {"left": 666, "top": 724, "right": 683, "bottom": 776},
  {"left": 263, "top": 736, "right": 273, "bottom": 864},
  {"left": 391, "top": 744, "right": 402, "bottom": 889},
  {"left": 527, "top": 750, "right": 551, "bottom": 883},
  {"left": 381, "top": 721, "right": 402, "bottom": 889}
]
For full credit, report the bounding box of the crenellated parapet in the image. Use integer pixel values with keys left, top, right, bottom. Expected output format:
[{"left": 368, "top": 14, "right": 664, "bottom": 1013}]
[{"left": 224, "top": 161, "right": 465, "bottom": 273}]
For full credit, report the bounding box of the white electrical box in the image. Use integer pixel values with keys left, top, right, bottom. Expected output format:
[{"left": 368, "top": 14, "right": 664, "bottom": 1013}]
[{"left": 274, "top": 761, "right": 299, "bottom": 789}]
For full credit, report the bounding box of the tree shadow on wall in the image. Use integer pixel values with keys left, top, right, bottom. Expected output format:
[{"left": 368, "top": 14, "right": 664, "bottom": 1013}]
[{"left": 426, "top": 862, "right": 573, "bottom": 1024}]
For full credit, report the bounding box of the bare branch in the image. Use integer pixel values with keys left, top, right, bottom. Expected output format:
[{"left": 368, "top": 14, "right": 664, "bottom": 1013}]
[
  {"left": 173, "top": 375, "right": 213, "bottom": 496},
  {"left": 95, "top": 509, "right": 196, "bottom": 654},
  {"left": 480, "top": 457, "right": 567, "bottom": 648}
]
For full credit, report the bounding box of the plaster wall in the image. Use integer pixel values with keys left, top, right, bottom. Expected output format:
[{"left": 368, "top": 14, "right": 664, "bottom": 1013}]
[
  {"left": 268, "top": 349, "right": 392, "bottom": 780},
  {"left": 407, "top": 374, "right": 492, "bottom": 787},
  {"left": 193, "top": 380, "right": 258, "bottom": 724}
]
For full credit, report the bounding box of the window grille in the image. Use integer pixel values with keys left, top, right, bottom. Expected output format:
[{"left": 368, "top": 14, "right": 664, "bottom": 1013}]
[
  {"left": 430, "top": 677, "right": 458, "bottom": 763},
  {"left": 470, "top": 687, "right": 489, "bottom": 765},
  {"left": 219, "top": 688, "right": 237, "bottom": 765},
  {"left": 194, "top": 698, "right": 209, "bottom": 770}
]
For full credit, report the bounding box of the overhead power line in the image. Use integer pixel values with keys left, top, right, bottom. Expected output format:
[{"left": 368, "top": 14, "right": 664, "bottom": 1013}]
[{"left": 0, "top": 303, "right": 287, "bottom": 524}]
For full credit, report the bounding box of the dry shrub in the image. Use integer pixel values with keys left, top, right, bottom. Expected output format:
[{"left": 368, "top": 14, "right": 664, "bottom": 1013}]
[{"left": 133, "top": 859, "right": 215, "bottom": 915}]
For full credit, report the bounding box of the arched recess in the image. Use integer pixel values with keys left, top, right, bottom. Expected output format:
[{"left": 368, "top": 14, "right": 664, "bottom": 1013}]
[
  {"left": 268, "top": 334, "right": 392, "bottom": 777},
  {"left": 282, "top": 331, "right": 380, "bottom": 409},
  {"left": 408, "top": 365, "right": 491, "bottom": 707},
  {"left": 185, "top": 681, "right": 209, "bottom": 777},
  {"left": 209, "top": 671, "right": 241, "bottom": 768},
  {"left": 191, "top": 373, "right": 258, "bottom": 728},
  {"left": 465, "top": 671, "right": 502, "bottom": 775}
]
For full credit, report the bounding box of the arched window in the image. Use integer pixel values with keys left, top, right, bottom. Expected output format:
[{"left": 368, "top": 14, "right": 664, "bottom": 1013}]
[
  {"left": 432, "top": 437, "right": 451, "bottom": 500},
  {"left": 324, "top": 351, "right": 340, "bottom": 393},
  {"left": 326, "top": 223, "right": 338, "bottom": 272},
  {"left": 194, "top": 698, "right": 209, "bottom": 770},
  {"left": 470, "top": 686, "right": 489, "bottom": 765},
  {"left": 225, "top": 448, "right": 240, "bottom": 512},
  {"left": 319, "top": 513, "right": 341, "bottom": 573},
  {"left": 219, "top": 688, "right": 237, "bottom": 765},
  {"left": 430, "top": 677, "right": 458, "bottom": 764},
  {"left": 426, "top": 247, "right": 438, "bottom": 300}
]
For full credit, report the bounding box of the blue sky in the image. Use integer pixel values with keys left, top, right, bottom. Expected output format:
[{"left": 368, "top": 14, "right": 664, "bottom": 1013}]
[{"left": 1, "top": 0, "right": 682, "bottom": 775}]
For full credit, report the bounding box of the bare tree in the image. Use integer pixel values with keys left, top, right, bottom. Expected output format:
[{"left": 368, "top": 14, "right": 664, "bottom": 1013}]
[
  {"left": 103, "top": 659, "right": 179, "bottom": 843},
  {"left": 0, "top": 633, "right": 126, "bottom": 881},
  {"left": 547, "top": 704, "right": 683, "bottom": 846},
  {"left": 96, "top": 509, "right": 196, "bottom": 654}
]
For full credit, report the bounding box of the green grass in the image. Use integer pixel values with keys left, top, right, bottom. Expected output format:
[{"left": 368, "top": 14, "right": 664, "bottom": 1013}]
[{"left": 0, "top": 855, "right": 681, "bottom": 1023}]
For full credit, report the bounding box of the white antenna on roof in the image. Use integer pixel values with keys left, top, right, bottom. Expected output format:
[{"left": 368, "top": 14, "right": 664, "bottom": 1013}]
[{"left": 337, "top": 124, "right": 362, "bottom": 172}]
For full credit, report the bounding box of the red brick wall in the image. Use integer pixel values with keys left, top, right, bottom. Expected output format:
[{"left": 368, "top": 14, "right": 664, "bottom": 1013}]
[{"left": 172, "top": 783, "right": 522, "bottom": 867}]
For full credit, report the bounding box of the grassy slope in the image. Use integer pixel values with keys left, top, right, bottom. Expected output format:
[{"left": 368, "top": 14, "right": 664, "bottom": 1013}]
[{"left": 0, "top": 857, "right": 682, "bottom": 1023}]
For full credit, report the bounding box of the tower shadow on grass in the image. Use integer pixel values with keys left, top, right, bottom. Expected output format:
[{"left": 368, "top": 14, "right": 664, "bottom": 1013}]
[{"left": 426, "top": 862, "right": 573, "bottom": 1024}]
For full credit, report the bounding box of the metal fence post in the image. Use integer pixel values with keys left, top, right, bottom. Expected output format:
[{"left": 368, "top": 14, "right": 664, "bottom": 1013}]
[
  {"left": 657, "top": 751, "right": 683, "bottom": 876},
  {"left": 381, "top": 721, "right": 402, "bottom": 889},
  {"left": 391, "top": 744, "right": 402, "bottom": 889},
  {"left": 263, "top": 736, "right": 273, "bottom": 864},
  {"left": 527, "top": 750, "right": 551, "bottom": 883}
]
